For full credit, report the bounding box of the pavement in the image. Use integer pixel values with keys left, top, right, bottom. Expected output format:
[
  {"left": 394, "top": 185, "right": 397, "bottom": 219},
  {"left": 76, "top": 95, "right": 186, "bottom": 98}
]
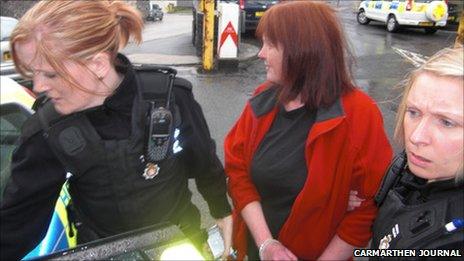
[{"left": 124, "top": 13, "right": 260, "bottom": 67}]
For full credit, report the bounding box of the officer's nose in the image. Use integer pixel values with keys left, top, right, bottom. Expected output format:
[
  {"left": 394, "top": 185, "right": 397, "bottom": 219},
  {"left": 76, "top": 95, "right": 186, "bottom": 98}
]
[
  {"left": 32, "top": 74, "right": 51, "bottom": 94},
  {"left": 408, "top": 118, "right": 431, "bottom": 146}
]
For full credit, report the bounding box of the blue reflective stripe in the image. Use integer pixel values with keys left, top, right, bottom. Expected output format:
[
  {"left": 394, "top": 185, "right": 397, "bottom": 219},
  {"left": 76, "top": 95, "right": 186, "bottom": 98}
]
[
  {"left": 22, "top": 183, "right": 75, "bottom": 260},
  {"left": 22, "top": 212, "right": 68, "bottom": 260}
]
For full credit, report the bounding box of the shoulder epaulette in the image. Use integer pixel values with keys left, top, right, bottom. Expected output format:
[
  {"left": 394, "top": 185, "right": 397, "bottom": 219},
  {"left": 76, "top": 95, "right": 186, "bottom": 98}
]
[
  {"left": 21, "top": 100, "right": 61, "bottom": 141},
  {"left": 173, "top": 77, "right": 192, "bottom": 91}
]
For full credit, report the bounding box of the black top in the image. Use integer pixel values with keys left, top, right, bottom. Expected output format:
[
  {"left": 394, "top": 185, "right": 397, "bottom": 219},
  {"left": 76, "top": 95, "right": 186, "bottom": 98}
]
[
  {"left": 251, "top": 105, "right": 316, "bottom": 238},
  {"left": 0, "top": 55, "right": 231, "bottom": 260}
]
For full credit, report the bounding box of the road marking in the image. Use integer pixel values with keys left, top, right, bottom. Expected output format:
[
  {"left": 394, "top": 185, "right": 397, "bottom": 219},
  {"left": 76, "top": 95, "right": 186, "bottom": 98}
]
[{"left": 392, "top": 47, "right": 429, "bottom": 67}]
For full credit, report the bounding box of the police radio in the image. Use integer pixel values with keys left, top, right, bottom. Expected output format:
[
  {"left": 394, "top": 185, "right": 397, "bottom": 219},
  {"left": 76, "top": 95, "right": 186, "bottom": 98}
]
[
  {"left": 145, "top": 104, "right": 173, "bottom": 162},
  {"left": 142, "top": 71, "right": 175, "bottom": 179}
]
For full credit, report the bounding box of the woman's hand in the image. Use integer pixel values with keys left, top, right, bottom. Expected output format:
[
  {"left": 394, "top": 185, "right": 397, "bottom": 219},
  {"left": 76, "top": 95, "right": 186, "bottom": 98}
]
[
  {"left": 347, "top": 190, "right": 365, "bottom": 211},
  {"left": 216, "top": 214, "right": 233, "bottom": 260},
  {"left": 260, "top": 239, "right": 297, "bottom": 261}
]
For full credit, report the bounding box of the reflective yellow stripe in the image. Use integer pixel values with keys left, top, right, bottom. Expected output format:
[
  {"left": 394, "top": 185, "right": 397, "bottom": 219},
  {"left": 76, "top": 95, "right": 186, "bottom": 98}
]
[
  {"left": 413, "top": 4, "right": 426, "bottom": 12},
  {"left": 54, "top": 183, "right": 77, "bottom": 247},
  {"left": 398, "top": 2, "right": 405, "bottom": 13}
]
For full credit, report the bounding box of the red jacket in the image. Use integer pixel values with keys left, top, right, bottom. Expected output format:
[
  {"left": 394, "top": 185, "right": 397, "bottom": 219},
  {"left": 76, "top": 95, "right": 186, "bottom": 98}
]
[{"left": 225, "top": 83, "right": 393, "bottom": 260}]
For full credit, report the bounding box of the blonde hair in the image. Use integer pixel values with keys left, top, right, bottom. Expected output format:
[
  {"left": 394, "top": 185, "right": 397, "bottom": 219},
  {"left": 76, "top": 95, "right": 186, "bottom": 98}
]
[
  {"left": 456, "top": 11, "right": 464, "bottom": 46},
  {"left": 394, "top": 46, "right": 464, "bottom": 182},
  {"left": 11, "top": 0, "right": 143, "bottom": 91}
]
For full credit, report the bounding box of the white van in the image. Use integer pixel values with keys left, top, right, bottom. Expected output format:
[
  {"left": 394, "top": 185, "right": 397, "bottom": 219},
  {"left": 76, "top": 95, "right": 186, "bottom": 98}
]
[{"left": 357, "top": 0, "right": 449, "bottom": 34}]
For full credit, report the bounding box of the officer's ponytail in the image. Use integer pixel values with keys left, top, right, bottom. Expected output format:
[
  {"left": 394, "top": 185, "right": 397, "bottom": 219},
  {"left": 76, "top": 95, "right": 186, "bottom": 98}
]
[{"left": 107, "top": 0, "right": 143, "bottom": 52}]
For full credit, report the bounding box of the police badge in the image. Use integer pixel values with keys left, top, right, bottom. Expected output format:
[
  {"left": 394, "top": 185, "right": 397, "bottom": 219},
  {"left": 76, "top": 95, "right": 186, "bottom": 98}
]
[
  {"left": 379, "top": 234, "right": 392, "bottom": 249},
  {"left": 143, "top": 163, "right": 160, "bottom": 179}
]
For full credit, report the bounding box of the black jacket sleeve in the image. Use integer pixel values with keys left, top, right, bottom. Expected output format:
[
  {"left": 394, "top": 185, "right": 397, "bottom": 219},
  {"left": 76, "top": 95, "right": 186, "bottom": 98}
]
[
  {"left": 174, "top": 87, "right": 232, "bottom": 219},
  {"left": 0, "top": 132, "right": 66, "bottom": 261}
]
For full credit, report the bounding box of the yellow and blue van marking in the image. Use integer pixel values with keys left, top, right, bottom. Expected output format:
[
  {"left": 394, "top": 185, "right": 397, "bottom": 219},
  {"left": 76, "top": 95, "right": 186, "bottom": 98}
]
[
  {"left": 22, "top": 183, "right": 76, "bottom": 260},
  {"left": 364, "top": 1, "right": 442, "bottom": 15},
  {"left": 390, "top": 2, "right": 399, "bottom": 10},
  {"left": 432, "top": 4, "right": 446, "bottom": 20}
]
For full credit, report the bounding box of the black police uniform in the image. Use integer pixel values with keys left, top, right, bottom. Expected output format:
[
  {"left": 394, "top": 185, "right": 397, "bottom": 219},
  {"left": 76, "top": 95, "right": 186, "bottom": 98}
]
[
  {"left": 0, "top": 55, "right": 231, "bottom": 261},
  {"left": 371, "top": 155, "right": 463, "bottom": 256}
]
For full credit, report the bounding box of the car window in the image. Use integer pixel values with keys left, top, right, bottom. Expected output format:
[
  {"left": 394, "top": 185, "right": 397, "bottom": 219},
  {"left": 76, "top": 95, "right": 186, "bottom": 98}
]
[
  {"left": 414, "top": 0, "right": 434, "bottom": 3},
  {"left": 40, "top": 223, "right": 205, "bottom": 260},
  {"left": 0, "top": 17, "right": 19, "bottom": 41},
  {"left": 0, "top": 103, "right": 31, "bottom": 202}
]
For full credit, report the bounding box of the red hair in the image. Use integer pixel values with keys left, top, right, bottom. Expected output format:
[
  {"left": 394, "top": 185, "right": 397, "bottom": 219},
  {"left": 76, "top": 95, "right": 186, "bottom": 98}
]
[{"left": 257, "top": 0, "right": 355, "bottom": 110}]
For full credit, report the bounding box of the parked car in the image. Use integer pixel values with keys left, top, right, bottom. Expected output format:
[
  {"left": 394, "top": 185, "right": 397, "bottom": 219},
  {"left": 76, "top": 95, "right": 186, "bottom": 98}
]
[
  {"left": 147, "top": 4, "right": 164, "bottom": 21},
  {"left": 0, "top": 77, "right": 35, "bottom": 199},
  {"left": 447, "top": 1, "right": 461, "bottom": 24},
  {"left": 238, "top": 0, "right": 279, "bottom": 33},
  {"left": 357, "top": 0, "right": 449, "bottom": 34},
  {"left": 1, "top": 16, "right": 22, "bottom": 81},
  {"left": 0, "top": 76, "right": 75, "bottom": 260}
]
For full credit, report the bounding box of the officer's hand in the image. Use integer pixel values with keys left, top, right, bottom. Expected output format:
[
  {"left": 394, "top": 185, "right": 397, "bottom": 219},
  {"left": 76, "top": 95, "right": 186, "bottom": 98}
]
[{"left": 216, "top": 214, "right": 233, "bottom": 260}]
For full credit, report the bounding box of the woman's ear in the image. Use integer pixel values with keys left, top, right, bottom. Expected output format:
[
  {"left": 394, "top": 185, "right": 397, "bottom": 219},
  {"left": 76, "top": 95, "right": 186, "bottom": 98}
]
[{"left": 89, "top": 52, "right": 111, "bottom": 80}]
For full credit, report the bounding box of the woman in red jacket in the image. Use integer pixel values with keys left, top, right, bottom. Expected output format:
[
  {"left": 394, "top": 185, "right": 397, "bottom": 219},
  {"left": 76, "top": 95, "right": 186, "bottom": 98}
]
[{"left": 224, "top": 1, "right": 393, "bottom": 260}]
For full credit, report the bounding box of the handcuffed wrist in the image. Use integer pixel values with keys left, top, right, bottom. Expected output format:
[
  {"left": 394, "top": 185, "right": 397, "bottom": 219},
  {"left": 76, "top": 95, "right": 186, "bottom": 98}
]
[{"left": 258, "top": 238, "right": 280, "bottom": 260}]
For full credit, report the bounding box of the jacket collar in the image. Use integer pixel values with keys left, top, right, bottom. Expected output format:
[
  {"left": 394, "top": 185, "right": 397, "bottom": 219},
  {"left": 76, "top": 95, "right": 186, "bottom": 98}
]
[
  {"left": 249, "top": 85, "right": 345, "bottom": 122},
  {"left": 102, "top": 54, "right": 135, "bottom": 114}
]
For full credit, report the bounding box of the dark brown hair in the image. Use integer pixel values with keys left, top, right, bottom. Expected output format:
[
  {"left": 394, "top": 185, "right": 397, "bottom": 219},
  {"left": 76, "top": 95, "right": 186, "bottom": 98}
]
[{"left": 256, "top": 0, "right": 355, "bottom": 110}]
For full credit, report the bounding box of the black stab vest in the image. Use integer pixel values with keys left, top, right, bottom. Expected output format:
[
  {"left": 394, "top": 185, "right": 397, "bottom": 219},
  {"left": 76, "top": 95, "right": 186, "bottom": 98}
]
[
  {"left": 27, "top": 66, "right": 193, "bottom": 237},
  {"left": 372, "top": 155, "right": 464, "bottom": 250}
]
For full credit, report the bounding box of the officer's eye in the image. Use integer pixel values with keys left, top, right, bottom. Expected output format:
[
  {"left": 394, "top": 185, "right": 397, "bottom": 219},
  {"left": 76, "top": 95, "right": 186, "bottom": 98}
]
[
  {"left": 44, "top": 72, "right": 57, "bottom": 79},
  {"left": 406, "top": 107, "right": 420, "bottom": 118},
  {"left": 439, "top": 118, "right": 456, "bottom": 128}
]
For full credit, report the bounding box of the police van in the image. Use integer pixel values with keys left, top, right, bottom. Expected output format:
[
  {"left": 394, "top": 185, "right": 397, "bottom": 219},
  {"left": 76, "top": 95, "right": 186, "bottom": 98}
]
[{"left": 357, "top": 0, "right": 449, "bottom": 34}]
